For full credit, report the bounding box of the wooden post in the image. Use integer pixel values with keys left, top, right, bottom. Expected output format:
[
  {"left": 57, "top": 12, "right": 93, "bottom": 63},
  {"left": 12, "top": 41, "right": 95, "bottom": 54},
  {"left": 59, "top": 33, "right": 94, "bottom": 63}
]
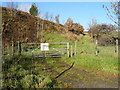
[
  {"left": 74, "top": 41, "right": 77, "bottom": 55},
  {"left": 70, "top": 45, "right": 73, "bottom": 57},
  {"left": 11, "top": 41, "right": 14, "bottom": 56},
  {"left": 18, "top": 41, "right": 21, "bottom": 54},
  {"left": 115, "top": 39, "right": 118, "bottom": 54},
  {"left": 2, "top": 45, "right": 5, "bottom": 56},
  {"left": 37, "top": 20, "right": 39, "bottom": 39},
  {"left": 18, "top": 41, "right": 19, "bottom": 54},
  {"left": 95, "top": 39, "right": 98, "bottom": 56},
  {"left": 67, "top": 43, "right": 70, "bottom": 57},
  {"left": 41, "top": 20, "right": 44, "bottom": 42}
]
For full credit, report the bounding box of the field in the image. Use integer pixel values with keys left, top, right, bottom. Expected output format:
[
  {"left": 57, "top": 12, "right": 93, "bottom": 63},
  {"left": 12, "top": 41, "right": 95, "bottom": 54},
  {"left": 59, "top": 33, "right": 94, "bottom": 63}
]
[
  {"left": 43, "top": 32, "right": 118, "bottom": 74},
  {"left": 2, "top": 32, "right": 119, "bottom": 88},
  {"left": 62, "top": 35, "right": 118, "bottom": 74}
]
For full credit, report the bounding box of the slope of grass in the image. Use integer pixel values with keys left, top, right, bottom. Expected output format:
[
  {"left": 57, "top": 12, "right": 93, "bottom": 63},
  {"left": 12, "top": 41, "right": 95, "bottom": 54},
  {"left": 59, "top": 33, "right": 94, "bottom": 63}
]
[
  {"left": 61, "top": 35, "right": 118, "bottom": 74},
  {"left": 18, "top": 32, "right": 119, "bottom": 74},
  {"left": 43, "top": 32, "right": 70, "bottom": 43},
  {"left": 39, "top": 32, "right": 118, "bottom": 74}
]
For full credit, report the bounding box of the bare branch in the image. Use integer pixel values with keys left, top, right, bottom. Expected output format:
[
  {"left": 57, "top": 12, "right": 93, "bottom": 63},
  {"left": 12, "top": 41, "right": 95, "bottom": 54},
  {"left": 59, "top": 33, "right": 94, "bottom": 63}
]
[
  {"left": 7, "top": 1, "right": 18, "bottom": 9},
  {"left": 103, "top": 1, "right": 119, "bottom": 25}
]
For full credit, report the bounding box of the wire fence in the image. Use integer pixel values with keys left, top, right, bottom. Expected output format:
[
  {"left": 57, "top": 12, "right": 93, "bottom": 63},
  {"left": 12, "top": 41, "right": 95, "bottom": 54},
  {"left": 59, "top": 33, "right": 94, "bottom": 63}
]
[{"left": 2, "top": 38, "right": 118, "bottom": 57}]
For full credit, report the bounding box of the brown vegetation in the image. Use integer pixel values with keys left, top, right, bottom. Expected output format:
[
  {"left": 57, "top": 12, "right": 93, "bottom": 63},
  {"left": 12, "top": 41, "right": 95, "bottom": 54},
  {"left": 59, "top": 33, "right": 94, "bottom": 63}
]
[
  {"left": 64, "top": 18, "right": 84, "bottom": 35},
  {"left": 1, "top": 7, "right": 83, "bottom": 48}
]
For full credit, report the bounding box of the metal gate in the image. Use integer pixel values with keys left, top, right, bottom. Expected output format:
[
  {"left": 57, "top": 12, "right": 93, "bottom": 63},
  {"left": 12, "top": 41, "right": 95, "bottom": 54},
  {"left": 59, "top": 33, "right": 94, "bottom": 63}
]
[{"left": 21, "top": 42, "right": 70, "bottom": 57}]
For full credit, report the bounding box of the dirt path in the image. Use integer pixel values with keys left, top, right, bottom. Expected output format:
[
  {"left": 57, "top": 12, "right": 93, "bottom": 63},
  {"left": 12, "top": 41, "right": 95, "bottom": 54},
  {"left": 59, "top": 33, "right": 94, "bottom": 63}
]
[
  {"left": 59, "top": 67, "right": 118, "bottom": 88},
  {"left": 51, "top": 59, "right": 118, "bottom": 88}
]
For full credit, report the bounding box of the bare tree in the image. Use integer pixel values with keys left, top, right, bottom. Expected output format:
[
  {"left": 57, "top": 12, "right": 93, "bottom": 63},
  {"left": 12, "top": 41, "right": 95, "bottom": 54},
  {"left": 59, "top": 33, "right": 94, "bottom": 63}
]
[
  {"left": 55, "top": 15, "right": 60, "bottom": 24},
  {"left": 88, "top": 18, "right": 98, "bottom": 29},
  {"left": 88, "top": 19, "right": 98, "bottom": 37},
  {"left": 49, "top": 14, "right": 54, "bottom": 21},
  {"left": 37, "top": 11, "right": 41, "bottom": 18},
  {"left": 44, "top": 12, "right": 49, "bottom": 20},
  {"left": 103, "top": 0, "right": 119, "bottom": 26},
  {"left": 64, "top": 18, "right": 74, "bottom": 29},
  {"left": 7, "top": 1, "right": 18, "bottom": 9}
]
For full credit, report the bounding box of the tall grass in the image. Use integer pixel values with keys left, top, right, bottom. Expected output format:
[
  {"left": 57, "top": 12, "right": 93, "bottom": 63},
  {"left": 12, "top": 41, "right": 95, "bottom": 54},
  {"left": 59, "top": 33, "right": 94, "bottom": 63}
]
[{"left": 2, "top": 55, "right": 61, "bottom": 88}]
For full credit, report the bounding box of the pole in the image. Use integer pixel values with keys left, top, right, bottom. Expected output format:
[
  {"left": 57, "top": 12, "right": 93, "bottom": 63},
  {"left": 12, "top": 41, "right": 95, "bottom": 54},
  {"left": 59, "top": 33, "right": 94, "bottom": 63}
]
[
  {"left": 116, "top": 39, "right": 118, "bottom": 54},
  {"left": 71, "top": 45, "right": 73, "bottom": 57},
  {"left": 95, "top": 38, "right": 98, "bottom": 56},
  {"left": 74, "top": 41, "right": 77, "bottom": 55},
  {"left": 18, "top": 41, "right": 21, "bottom": 54},
  {"left": 2, "top": 44, "right": 5, "bottom": 56},
  {"left": 11, "top": 41, "right": 14, "bottom": 56},
  {"left": 41, "top": 19, "right": 44, "bottom": 42},
  {"left": 67, "top": 43, "right": 70, "bottom": 57},
  {"left": 37, "top": 20, "right": 39, "bottom": 39}
]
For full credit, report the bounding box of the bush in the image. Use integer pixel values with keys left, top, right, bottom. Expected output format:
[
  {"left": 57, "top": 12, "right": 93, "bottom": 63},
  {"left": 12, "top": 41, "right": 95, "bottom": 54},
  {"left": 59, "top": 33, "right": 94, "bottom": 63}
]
[
  {"left": 49, "top": 25, "right": 57, "bottom": 31},
  {"left": 98, "top": 36, "right": 115, "bottom": 46},
  {"left": 4, "top": 29, "right": 13, "bottom": 34}
]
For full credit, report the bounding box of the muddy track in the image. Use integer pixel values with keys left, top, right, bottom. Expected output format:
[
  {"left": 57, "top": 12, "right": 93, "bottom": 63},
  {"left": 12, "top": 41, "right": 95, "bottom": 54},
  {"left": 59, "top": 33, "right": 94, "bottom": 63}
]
[{"left": 51, "top": 59, "right": 118, "bottom": 88}]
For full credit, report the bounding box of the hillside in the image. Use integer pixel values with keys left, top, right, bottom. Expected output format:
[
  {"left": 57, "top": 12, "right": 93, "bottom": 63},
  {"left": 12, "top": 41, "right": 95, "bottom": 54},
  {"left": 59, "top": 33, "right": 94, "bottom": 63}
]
[
  {"left": 1, "top": 7, "right": 82, "bottom": 48},
  {"left": 1, "top": 4, "right": 119, "bottom": 89}
]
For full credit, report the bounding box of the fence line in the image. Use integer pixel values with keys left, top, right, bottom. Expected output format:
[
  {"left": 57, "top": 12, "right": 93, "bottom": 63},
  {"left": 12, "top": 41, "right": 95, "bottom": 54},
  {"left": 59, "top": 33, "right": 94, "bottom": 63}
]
[
  {"left": 2, "top": 39, "right": 118, "bottom": 57},
  {"left": 75, "top": 39, "right": 118, "bottom": 56},
  {"left": 20, "top": 42, "right": 73, "bottom": 57}
]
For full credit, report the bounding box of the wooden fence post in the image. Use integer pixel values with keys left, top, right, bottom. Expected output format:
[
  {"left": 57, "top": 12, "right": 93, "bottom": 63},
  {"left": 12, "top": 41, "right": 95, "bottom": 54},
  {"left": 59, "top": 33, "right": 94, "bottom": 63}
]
[
  {"left": 74, "top": 41, "right": 77, "bottom": 55},
  {"left": 2, "top": 45, "right": 5, "bottom": 56},
  {"left": 95, "top": 39, "right": 98, "bottom": 56},
  {"left": 11, "top": 41, "right": 14, "bottom": 56},
  {"left": 70, "top": 45, "right": 73, "bottom": 57},
  {"left": 115, "top": 39, "right": 118, "bottom": 54},
  {"left": 67, "top": 43, "right": 70, "bottom": 57},
  {"left": 18, "top": 41, "right": 21, "bottom": 54}
]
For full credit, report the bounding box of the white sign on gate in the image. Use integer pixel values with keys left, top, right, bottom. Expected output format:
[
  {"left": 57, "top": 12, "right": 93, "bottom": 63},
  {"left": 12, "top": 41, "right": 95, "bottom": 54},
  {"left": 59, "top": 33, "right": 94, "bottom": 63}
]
[{"left": 41, "top": 43, "right": 49, "bottom": 51}]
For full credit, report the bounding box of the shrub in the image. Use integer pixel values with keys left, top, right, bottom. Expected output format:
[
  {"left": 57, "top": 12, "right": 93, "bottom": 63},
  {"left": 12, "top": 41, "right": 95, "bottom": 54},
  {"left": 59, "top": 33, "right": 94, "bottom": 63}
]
[
  {"left": 98, "top": 36, "right": 115, "bottom": 46},
  {"left": 5, "top": 29, "right": 13, "bottom": 34},
  {"left": 49, "top": 25, "right": 57, "bottom": 31}
]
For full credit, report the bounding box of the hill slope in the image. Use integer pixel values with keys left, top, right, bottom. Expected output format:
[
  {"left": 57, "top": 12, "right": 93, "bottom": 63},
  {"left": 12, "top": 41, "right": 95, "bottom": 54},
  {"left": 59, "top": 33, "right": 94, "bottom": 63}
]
[{"left": 1, "top": 7, "right": 82, "bottom": 48}]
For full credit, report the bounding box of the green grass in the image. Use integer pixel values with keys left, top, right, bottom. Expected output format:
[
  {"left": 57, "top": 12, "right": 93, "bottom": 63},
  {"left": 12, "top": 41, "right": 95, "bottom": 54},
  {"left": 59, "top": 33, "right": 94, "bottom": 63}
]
[
  {"left": 5, "top": 32, "right": 118, "bottom": 74},
  {"left": 110, "top": 31, "right": 118, "bottom": 36},
  {"left": 33, "top": 32, "right": 119, "bottom": 74},
  {"left": 3, "top": 32, "right": 119, "bottom": 88},
  {"left": 3, "top": 55, "right": 63, "bottom": 88},
  {"left": 43, "top": 32, "right": 70, "bottom": 43},
  {"left": 61, "top": 35, "right": 118, "bottom": 74}
]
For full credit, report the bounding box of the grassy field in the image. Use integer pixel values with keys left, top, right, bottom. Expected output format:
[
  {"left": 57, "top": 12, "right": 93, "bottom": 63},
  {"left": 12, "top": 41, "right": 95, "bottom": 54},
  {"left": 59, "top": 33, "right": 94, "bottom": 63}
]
[
  {"left": 4, "top": 32, "right": 119, "bottom": 74},
  {"left": 3, "top": 32, "right": 119, "bottom": 88},
  {"left": 43, "top": 32, "right": 118, "bottom": 74},
  {"left": 62, "top": 35, "right": 118, "bottom": 74}
]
